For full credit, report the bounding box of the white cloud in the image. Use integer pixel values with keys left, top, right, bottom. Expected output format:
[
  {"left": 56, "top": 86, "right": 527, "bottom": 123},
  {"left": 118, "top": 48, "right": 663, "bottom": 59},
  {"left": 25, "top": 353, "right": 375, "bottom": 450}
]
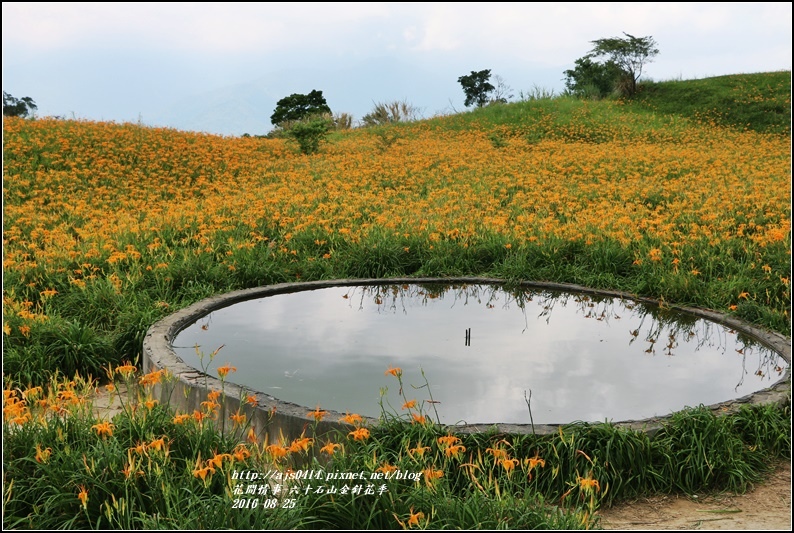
[
  {"left": 4, "top": 2, "right": 790, "bottom": 67},
  {"left": 2, "top": 2, "right": 789, "bottom": 132},
  {"left": 2, "top": 2, "right": 395, "bottom": 54}
]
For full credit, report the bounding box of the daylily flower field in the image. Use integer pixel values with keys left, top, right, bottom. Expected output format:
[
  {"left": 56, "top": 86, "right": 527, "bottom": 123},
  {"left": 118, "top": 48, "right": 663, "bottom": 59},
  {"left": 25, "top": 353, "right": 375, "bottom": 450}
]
[{"left": 2, "top": 73, "right": 791, "bottom": 529}]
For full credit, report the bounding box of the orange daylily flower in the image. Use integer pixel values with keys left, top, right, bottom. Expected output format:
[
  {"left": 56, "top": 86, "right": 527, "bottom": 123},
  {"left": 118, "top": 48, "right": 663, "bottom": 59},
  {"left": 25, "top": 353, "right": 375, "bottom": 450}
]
[
  {"left": 200, "top": 400, "right": 219, "bottom": 413},
  {"left": 130, "top": 442, "right": 148, "bottom": 455},
  {"left": 340, "top": 412, "right": 363, "bottom": 425},
  {"left": 320, "top": 442, "right": 342, "bottom": 455},
  {"left": 216, "top": 364, "right": 237, "bottom": 379},
  {"left": 525, "top": 455, "right": 546, "bottom": 470},
  {"left": 401, "top": 399, "right": 417, "bottom": 410},
  {"left": 265, "top": 444, "right": 290, "bottom": 460},
  {"left": 444, "top": 444, "right": 466, "bottom": 458},
  {"left": 437, "top": 435, "right": 461, "bottom": 447},
  {"left": 174, "top": 413, "right": 191, "bottom": 424},
  {"left": 486, "top": 447, "right": 508, "bottom": 460},
  {"left": 289, "top": 436, "right": 313, "bottom": 453},
  {"left": 208, "top": 453, "right": 232, "bottom": 469},
  {"left": 406, "top": 507, "right": 425, "bottom": 528},
  {"left": 308, "top": 406, "right": 328, "bottom": 421},
  {"left": 77, "top": 485, "right": 89, "bottom": 508},
  {"left": 230, "top": 411, "right": 246, "bottom": 426},
  {"left": 376, "top": 463, "right": 398, "bottom": 474},
  {"left": 91, "top": 421, "right": 114, "bottom": 438},
  {"left": 193, "top": 464, "right": 216, "bottom": 481},
  {"left": 422, "top": 468, "right": 443, "bottom": 485},
  {"left": 148, "top": 437, "right": 166, "bottom": 452},
  {"left": 409, "top": 445, "right": 431, "bottom": 458},
  {"left": 578, "top": 474, "right": 601, "bottom": 493},
  {"left": 233, "top": 444, "right": 251, "bottom": 462},
  {"left": 35, "top": 444, "right": 52, "bottom": 463},
  {"left": 394, "top": 507, "right": 425, "bottom": 529},
  {"left": 500, "top": 458, "right": 519, "bottom": 473},
  {"left": 139, "top": 369, "right": 164, "bottom": 386},
  {"left": 116, "top": 363, "right": 137, "bottom": 377},
  {"left": 349, "top": 427, "right": 370, "bottom": 441}
]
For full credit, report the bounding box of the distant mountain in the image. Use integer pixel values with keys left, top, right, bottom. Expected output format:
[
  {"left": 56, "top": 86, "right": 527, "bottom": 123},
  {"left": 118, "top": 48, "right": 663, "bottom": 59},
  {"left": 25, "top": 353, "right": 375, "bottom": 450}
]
[
  {"left": 146, "top": 58, "right": 566, "bottom": 136},
  {"left": 146, "top": 58, "right": 455, "bottom": 136},
  {"left": 148, "top": 80, "right": 280, "bottom": 136}
]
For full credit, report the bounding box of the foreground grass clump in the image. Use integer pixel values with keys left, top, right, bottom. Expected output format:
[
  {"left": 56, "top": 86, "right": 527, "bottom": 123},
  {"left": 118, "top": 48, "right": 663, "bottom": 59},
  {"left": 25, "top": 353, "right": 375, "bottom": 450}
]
[
  {"left": 2, "top": 368, "right": 590, "bottom": 529},
  {"left": 3, "top": 366, "right": 789, "bottom": 529}
]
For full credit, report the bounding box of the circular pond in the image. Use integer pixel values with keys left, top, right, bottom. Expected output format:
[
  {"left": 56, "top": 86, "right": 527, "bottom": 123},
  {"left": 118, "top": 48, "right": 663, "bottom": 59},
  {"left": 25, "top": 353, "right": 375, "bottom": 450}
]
[{"left": 170, "top": 282, "right": 789, "bottom": 426}]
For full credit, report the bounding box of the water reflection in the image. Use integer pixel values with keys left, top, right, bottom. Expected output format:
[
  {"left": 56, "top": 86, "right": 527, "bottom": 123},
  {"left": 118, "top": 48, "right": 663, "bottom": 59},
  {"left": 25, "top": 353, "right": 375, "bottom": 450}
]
[{"left": 173, "top": 283, "right": 787, "bottom": 425}]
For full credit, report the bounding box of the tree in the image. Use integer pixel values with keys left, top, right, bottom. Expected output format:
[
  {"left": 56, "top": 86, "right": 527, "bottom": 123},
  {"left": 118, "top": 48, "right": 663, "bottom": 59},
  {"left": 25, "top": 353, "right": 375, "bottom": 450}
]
[
  {"left": 3, "top": 92, "right": 37, "bottom": 118},
  {"left": 563, "top": 56, "right": 624, "bottom": 98},
  {"left": 586, "top": 33, "right": 659, "bottom": 96},
  {"left": 458, "top": 70, "right": 495, "bottom": 108},
  {"left": 270, "top": 90, "right": 331, "bottom": 127}
]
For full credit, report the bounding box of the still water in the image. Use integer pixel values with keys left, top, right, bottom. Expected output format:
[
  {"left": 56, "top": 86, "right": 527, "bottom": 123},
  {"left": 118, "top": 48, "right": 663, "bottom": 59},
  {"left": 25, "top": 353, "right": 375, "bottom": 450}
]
[{"left": 173, "top": 284, "right": 786, "bottom": 425}]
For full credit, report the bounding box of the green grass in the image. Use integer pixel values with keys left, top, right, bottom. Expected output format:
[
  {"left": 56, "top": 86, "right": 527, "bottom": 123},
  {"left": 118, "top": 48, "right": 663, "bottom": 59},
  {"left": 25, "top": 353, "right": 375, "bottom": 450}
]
[
  {"left": 3, "top": 70, "right": 791, "bottom": 529},
  {"left": 3, "top": 371, "right": 789, "bottom": 530},
  {"left": 429, "top": 70, "right": 791, "bottom": 138},
  {"left": 630, "top": 71, "right": 791, "bottom": 135}
]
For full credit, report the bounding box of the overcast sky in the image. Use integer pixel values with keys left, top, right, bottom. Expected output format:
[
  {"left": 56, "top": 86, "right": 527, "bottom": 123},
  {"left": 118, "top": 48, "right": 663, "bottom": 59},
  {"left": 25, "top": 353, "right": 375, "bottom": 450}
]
[{"left": 3, "top": 2, "right": 791, "bottom": 135}]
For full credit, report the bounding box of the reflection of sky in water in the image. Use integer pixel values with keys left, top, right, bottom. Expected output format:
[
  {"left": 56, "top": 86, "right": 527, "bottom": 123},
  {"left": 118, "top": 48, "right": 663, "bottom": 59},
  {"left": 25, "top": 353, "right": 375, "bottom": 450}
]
[{"left": 173, "top": 285, "right": 787, "bottom": 425}]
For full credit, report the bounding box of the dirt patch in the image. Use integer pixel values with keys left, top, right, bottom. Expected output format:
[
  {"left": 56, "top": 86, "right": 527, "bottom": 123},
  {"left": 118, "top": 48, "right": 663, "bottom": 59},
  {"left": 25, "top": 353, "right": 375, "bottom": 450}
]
[
  {"left": 599, "top": 460, "right": 792, "bottom": 530},
  {"left": 91, "top": 383, "right": 130, "bottom": 420}
]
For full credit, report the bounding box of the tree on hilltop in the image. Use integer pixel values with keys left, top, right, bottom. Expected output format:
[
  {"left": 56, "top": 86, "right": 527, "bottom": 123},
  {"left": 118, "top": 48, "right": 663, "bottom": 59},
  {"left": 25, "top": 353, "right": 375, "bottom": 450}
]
[
  {"left": 3, "top": 92, "right": 37, "bottom": 118},
  {"left": 586, "top": 33, "right": 659, "bottom": 96},
  {"left": 563, "top": 57, "right": 624, "bottom": 98},
  {"left": 270, "top": 90, "right": 331, "bottom": 127},
  {"left": 458, "top": 70, "right": 496, "bottom": 108},
  {"left": 565, "top": 33, "right": 659, "bottom": 98}
]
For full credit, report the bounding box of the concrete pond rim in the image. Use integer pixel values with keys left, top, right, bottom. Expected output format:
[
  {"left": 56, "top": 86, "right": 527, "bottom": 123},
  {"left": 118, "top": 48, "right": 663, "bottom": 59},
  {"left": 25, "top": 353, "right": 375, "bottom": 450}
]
[{"left": 142, "top": 277, "right": 791, "bottom": 442}]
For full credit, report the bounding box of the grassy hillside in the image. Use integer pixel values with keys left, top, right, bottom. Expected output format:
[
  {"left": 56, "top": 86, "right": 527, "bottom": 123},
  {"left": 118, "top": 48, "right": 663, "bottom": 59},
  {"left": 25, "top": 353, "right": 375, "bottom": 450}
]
[
  {"left": 418, "top": 70, "right": 791, "bottom": 136},
  {"left": 3, "top": 72, "right": 791, "bottom": 386},
  {"left": 2, "top": 71, "right": 790, "bottom": 530},
  {"left": 629, "top": 70, "right": 791, "bottom": 135}
]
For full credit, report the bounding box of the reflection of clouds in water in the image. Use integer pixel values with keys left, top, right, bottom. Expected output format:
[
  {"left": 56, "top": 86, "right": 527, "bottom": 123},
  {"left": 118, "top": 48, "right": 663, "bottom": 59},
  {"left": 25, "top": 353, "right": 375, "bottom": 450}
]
[
  {"left": 173, "top": 284, "right": 786, "bottom": 424},
  {"left": 441, "top": 374, "right": 526, "bottom": 425},
  {"left": 557, "top": 342, "right": 596, "bottom": 378}
]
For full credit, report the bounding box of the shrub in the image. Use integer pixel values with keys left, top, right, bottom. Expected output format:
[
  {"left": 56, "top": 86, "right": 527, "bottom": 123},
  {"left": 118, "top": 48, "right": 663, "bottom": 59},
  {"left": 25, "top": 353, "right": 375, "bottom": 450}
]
[
  {"left": 361, "top": 100, "right": 421, "bottom": 127},
  {"left": 331, "top": 112, "right": 354, "bottom": 130},
  {"left": 287, "top": 116, "right": 332, "bottom": 155}
]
